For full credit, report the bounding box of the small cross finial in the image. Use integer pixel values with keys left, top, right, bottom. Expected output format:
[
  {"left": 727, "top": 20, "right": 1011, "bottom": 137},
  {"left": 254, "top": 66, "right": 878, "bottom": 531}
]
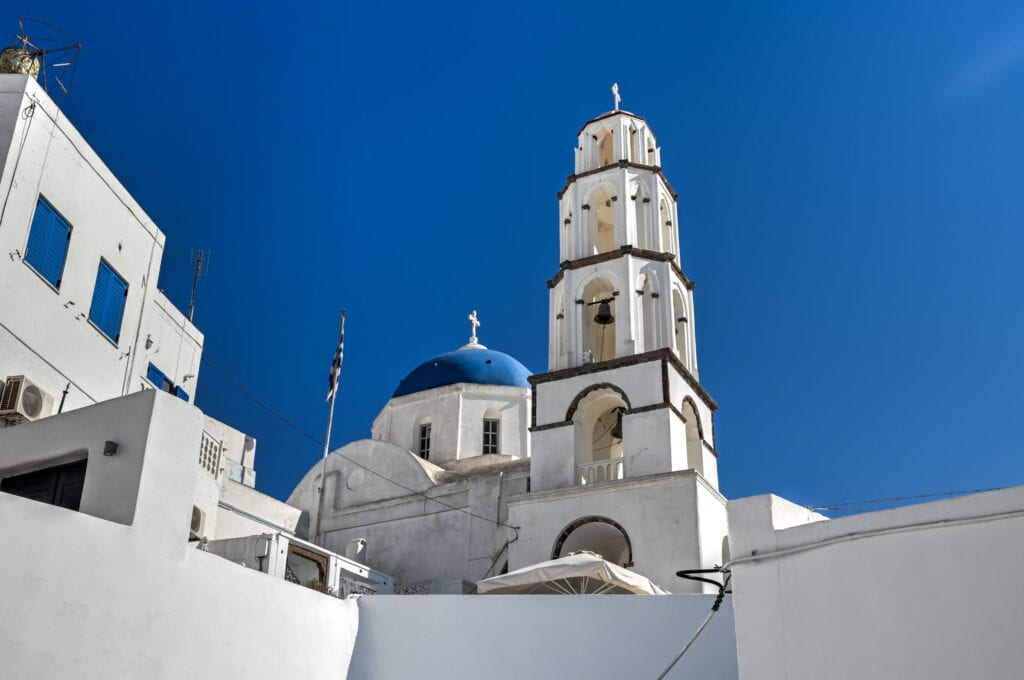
[
  {"left": 468, "top": 310, "right": 480, "bottom": 345},
  {"left": 612, "top": 83, "right": 621, "bottom": 111}
]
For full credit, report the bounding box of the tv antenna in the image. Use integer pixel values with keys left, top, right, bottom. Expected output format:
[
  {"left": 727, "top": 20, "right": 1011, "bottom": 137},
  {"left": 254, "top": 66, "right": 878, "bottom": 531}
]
[
  {"left": 188, "top": 249, "right": 210, "bottom": 323},
  {"left": 0, "top": 17, "right": 81, "bottom": 96}
]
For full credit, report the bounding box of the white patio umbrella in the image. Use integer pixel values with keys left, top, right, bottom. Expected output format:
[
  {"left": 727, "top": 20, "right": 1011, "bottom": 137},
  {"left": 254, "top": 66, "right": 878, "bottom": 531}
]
[{"left": 476, "top": 551, "right": 668, "bottom": 595}]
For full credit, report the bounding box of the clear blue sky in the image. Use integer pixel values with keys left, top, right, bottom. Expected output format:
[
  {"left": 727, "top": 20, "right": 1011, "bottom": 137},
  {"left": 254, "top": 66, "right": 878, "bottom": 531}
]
[{"left": 17, "top": 1, "right": 1024, "bottom": 513}]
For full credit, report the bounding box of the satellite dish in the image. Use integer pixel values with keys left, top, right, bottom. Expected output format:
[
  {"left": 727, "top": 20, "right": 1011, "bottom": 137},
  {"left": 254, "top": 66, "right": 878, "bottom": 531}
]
[{"left": 0, "top": 17, "right": 81, "bottom": 95}]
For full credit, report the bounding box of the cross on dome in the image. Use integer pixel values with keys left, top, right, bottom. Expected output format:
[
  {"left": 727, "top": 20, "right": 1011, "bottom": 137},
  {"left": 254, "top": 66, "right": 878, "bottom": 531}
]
[
  {"left": 461, "top": 310, "right": 487, "bottom": 350},
  {"left": 612, "top": 83, "right": 621, "bottom": 111}
]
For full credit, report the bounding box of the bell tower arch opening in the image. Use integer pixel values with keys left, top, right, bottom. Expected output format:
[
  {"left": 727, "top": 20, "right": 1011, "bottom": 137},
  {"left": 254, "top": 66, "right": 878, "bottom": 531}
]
[
  {"left": 552, "top": 516, "right": 633, "bottom": 567},
  {"left": 672, "top": 288, "right": 690, "bottom": 366},
  {"left": 570, "top": 384, "right": 629, "bottom": 485},
  {"left": 586, "top": 186, "right": 617, "bottom": 255},
  {"left": 659, "top": 199, "right": 674, "bottom": 255},
  {"left": 581, "top": 277, "right": 616, "bottom": 363},
  {"left": 595, "top": 127, "right": 614, "bottom": 167},
  {"left": 633, "top": 184, "right": 650, "bottom": 249},
  {"left": 681, "top": 398, "right": 704, "bottom": 475}
]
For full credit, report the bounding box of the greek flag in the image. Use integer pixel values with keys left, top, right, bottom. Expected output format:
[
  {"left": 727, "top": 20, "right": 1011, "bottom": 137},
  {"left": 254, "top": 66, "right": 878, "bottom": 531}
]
[{"left": 326, "top": 314, "right": 346, "bottom": 402}]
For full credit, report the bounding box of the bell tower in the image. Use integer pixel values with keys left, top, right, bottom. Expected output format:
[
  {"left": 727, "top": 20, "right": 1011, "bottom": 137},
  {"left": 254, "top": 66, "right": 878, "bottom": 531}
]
[
  {"left": 531, "top": 87, "right": 719, "bottom": 493},
  {"left": 548, "top": 92, "right": 698, "bottom": 374}
]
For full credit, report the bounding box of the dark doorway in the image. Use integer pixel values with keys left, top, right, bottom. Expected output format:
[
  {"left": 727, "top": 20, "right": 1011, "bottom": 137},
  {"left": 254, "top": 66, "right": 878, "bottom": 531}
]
[{"left": 1, "top": 459, "right": 87, "bottom": 511}]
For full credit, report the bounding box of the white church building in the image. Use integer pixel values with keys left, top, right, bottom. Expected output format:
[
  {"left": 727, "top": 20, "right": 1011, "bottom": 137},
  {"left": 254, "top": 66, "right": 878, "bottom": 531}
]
[
  {"left": 4, "top": 64, "right": 1024, "bottom": 680},
  {"left": 288, "top": 100, "right": 727, "bottom": 594}
]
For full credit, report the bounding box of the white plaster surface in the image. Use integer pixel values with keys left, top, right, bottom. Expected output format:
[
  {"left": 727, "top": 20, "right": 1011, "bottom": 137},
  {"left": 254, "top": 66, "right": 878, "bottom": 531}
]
[
  {"left": 0, "top": 391, "right": 358, "bottom": 680},
  {"left": 349, "top": 594, "right": 737, "bottom": 680},
  {"left": 728, "top": 489, "right": 1024, "bottom": 680},
  {"left": 0, "top": 74, "right": 202, "bottom": 424},
  {"left": 509, "top": 470, "right": 728, "bottom": 593}
]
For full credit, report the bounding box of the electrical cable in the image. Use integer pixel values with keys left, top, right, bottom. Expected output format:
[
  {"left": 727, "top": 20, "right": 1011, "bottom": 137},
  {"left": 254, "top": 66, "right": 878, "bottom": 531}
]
[
  {"left": 199, "top": 357, "right": 521, "bottom": 533},
  {"left": 655, "top": 568, "right": 730, "bottom": 679},
  {"left": 807, "top": 486, "right": 1010, "bottom": 512}
]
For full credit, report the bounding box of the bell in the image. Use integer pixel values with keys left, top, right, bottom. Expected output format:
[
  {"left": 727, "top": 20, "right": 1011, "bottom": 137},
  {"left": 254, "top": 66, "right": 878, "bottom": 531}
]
[
  {"left": 593, "top": 301, "right": 615, "bottom": 326},
  {"left": 610, "top": 410, "right": 623, "bottom": 439}
]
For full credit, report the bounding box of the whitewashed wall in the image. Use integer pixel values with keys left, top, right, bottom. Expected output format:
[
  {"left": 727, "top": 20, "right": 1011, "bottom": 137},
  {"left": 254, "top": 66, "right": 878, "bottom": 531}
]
[
  {"left": 509, "top": 470, "right": 728, "bottom": 594},
  {"left": 0, "top": 391, "right": 357, "bottom": 680},
  {"left": 349, "top": 594, "right": 737, "bottom": 679},
  {"left": 728, "top": 491, "right": 1024, "bottom": 680},
  {"left": 0, "top": 74, "right": 201, "bottom": 423},
  {"left": 372, "top": 382, "right": 530, "bottom": 463}
]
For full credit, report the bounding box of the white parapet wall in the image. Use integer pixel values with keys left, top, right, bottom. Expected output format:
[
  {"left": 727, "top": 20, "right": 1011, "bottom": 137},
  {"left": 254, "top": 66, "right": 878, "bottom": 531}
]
[
  {"left": 728, "top": 490, "right": 1024, "bottom": 680},
  {"left": 349, "top": 593, "right": 738, "bottom": 679},
  {"left": 0, "top": 391, "right": 357, "bottom": 679}
]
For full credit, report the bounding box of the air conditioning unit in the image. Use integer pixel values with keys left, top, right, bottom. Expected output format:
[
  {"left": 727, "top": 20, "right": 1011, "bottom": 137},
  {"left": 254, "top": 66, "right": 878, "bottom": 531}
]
[{"left": 0, "top": 375, "right": 55, "bottom": 423}]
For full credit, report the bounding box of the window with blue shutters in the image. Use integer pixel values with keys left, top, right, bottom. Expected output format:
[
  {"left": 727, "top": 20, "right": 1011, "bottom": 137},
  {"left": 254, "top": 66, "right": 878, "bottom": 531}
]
[
  {"left": 146, "top": 363, "right": 191, "bottom": 402},
  {"left": 88, "top": 259, "right": 128, "bottom": 343},
  {"left": 23, "top": 196, "right": 72, "bottom": 289}
]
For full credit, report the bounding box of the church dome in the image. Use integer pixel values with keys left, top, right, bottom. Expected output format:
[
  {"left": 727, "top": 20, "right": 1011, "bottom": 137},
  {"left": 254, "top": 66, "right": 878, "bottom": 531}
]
[{"left": 392, "top": 347, "right": 532, "bottom": 398}]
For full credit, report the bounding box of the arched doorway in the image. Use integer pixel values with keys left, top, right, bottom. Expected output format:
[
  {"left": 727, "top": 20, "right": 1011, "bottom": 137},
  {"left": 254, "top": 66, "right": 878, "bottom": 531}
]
[{"left": 552, "top": 516, "right": 633, "bottom": 567}]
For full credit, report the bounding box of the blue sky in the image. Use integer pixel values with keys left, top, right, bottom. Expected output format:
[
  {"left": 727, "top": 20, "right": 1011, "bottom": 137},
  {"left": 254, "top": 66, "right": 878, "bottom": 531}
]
[{"left": 17, "top": 1, "right": 1024, "bottom": 512}]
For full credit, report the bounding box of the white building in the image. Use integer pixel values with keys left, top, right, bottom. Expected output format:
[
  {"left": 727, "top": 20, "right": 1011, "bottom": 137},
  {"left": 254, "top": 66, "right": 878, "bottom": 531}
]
[
  {"left": 0, "top": 74, "right": 201, "bottom": 420},
  {"left": 289, "top": 100, "right": 728, "bottom": 594},
  {"left": 0, "top": 72, "right": 350, "bottom": 571}
]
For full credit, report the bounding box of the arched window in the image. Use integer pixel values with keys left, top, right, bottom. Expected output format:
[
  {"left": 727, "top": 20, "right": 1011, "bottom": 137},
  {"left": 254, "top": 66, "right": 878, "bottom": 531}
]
[
  {"left": 586, "top": 186, "right": 617, "bottom": 255},
  {"left": 629, "top": 125, "right": 640, "bottom": 162},
  {"left": 570, "top": 384, "right": 629, "bottom": 485},
  {"left": 641, "top": 275, "right": 657, "bottom": 352},
  {"left": 672, "top": 289, "right": 690, "bottom": 367},
  {"left": 596, "top": 128, "right": 614, "bottom": 167},
  {"left": 646, "top": 136, "right": 656, "bottom": 165},
  {"left": 681, "top": 399, "right": 703, "bottom": 475},
  {"left": 581, "top": 278, "right": 616, "bottom": 363},
  {"left": 659, "top": 199, "right": 673, "bottom": 255},
  {"left": 415, "top": 416, "right": 431, "bottom": 460},
  {"left": 633, "top": 185, "right": 649, "bottom": 249},
  {"left": 482, "top": 408, "right": 500, "bottom": 454}
]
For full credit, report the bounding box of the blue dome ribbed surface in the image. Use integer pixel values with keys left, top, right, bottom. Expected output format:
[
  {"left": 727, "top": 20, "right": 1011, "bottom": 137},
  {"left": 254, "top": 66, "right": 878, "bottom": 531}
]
[{"left": 392, "top": 348, "right": 532, "bottom": 398}]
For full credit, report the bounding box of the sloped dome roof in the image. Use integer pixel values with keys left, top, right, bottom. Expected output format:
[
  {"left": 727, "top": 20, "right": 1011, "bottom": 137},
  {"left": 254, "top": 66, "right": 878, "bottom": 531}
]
[{"left": 392, "top": 347, "right": 532, "bottom": 398}]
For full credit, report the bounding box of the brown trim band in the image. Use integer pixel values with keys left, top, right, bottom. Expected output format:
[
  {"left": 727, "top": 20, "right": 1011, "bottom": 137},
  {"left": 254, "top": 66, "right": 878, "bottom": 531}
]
[
  {"left": 546, "top": 245, "right": 695, "bottom": 290},
  {"left": 557, "top": 160, "right": 679, "bottom": 202}
]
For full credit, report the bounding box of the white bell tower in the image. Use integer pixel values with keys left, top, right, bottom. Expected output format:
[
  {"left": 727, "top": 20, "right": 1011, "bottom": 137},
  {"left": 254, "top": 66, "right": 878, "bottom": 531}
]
[{"left": 530, "top": 87, "right": 720, "bottom": 493}]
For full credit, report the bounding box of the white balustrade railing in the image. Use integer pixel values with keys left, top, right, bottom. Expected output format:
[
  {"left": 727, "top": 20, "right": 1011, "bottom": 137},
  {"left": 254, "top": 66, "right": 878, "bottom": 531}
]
[{"left": 577, "top": 458, "right": 624, "bottom": 486}]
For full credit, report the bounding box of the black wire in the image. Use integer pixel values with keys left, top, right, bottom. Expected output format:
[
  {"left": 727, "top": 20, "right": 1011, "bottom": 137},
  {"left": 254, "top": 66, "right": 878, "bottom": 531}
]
[
  {"left": 200, "top": 357, "right": 521, "bottom": 533},
  {"left": 808, "top": 486, "right": 1010, "bottom": 512}
]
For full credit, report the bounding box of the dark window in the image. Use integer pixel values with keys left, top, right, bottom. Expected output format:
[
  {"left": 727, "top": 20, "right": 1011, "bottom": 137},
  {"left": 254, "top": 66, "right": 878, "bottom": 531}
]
[
  {"left": 24, "top": 196, "right": 72, "bottom": 288},
  {"left": 418, "top": 423, "right": 431, "bottom": 460},
  {"left": 1, "top": 459, "right": 87, "bottom": 511},
  {"left": 88, "top": 259, "right": 128, "bottom": 343},
  {"left": 483, "top": 418, "right": 499, "bottom": 454}
]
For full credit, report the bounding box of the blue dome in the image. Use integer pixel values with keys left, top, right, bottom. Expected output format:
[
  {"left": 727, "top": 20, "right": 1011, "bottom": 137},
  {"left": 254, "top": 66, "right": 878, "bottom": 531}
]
[{"left": 392, "top": 348, "right": 532, "bottom": 398}]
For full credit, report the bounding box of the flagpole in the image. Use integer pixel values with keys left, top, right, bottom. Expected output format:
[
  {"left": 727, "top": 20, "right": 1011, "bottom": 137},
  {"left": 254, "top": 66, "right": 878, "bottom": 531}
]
[{"left": 315, "top": 311, "right": 346, "bottom": 547}]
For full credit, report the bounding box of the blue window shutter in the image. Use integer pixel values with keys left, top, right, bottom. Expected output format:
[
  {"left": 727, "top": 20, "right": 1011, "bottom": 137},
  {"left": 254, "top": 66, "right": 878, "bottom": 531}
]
[
  {"left": 24, "top": 198, "right": 70, "bottom": 287},
  {"left": 147, "top": 363, "right": 166, "bottom": 387},
  {"left": 175, "top": 386, "right": 189, "bottom": 402},
  {"left": 43, "top": 213, "right": 71, "bottom": 286},
  {"left": 89, "top": 260, "right": 128, "bottom": 342}
]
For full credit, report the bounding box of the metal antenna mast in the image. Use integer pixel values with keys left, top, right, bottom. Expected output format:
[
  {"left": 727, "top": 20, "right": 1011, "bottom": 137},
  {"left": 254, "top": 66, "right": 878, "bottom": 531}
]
[{"left": 188, "top": 249, "right": 208, "bottom": 322}]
